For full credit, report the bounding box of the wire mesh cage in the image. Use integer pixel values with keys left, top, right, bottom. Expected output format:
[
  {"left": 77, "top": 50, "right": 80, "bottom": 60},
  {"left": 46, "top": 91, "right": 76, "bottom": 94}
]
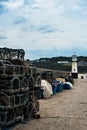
[{"left": 0, "top": 48, "right": 41, "bottom": 128}]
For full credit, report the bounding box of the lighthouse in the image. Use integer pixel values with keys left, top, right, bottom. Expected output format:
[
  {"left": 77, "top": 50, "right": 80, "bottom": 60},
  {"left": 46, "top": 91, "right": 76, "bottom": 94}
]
[{"left": 71, "top": 53, "right": 78, "bottom": 79}]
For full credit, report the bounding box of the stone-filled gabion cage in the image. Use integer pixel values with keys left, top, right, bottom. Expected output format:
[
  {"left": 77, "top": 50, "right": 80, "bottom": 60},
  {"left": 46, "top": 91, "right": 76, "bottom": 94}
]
[{"left": 0, "top": 47, "right": 41, "bottom": 129}]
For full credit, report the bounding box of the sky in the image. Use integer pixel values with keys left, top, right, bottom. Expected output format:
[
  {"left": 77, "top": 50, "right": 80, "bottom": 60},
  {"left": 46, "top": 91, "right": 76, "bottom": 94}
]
[{"left": 0, "top": 0, "right": 87, "bottom": 60}]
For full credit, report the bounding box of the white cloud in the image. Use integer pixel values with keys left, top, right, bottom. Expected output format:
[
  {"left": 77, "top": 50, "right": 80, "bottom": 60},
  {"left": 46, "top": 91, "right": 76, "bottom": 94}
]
[
  {"left": 1, "top": 0, "right": 24, "bottom": 9},
  {"left": 0, "top": 0, "right": 87, "bottom": 59}
]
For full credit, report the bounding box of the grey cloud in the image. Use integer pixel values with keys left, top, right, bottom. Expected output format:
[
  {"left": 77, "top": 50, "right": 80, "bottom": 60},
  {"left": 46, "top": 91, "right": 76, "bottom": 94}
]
[
  {"left": 0, "top": 5, "right": 6, "bottom": 14},
  {"left": 14, "top": 17, "right": 26, "bottom": 25},
  {"left": 37, "top": 25, "right": 63, "bottom": 33},
  {"left": 22, "top": 25, "right": 58, "bottom": 33},
  {"left": 21, "top": 24, "right": 65, "bottom": 34},
  {"left": 0, "top": 1, "right": 8, "bottom": 14},
  {"left": 0, "top": 36, "right": 7, "bottom": 40},
  {"left": 31, "top": 25, "right": 58, "bottom": 33}
]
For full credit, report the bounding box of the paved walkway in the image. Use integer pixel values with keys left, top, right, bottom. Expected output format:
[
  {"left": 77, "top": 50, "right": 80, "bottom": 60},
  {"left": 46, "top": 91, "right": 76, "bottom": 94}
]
[{"left": 14, "top": 79, "right": 87, "bottom": 130}]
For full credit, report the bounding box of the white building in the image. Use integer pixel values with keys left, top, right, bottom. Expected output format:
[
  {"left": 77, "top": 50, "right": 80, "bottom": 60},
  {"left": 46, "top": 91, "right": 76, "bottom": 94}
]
[
  {"left": 57, "top": 61, "right": 69, "bottom": 64},
  {"left": 71, "top": 54, "right": 78, "bottom": 79}
]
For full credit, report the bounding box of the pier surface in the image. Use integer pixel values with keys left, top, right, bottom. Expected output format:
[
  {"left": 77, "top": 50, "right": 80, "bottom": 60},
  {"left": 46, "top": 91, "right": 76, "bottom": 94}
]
[{"left": 14, "top": 79, "right": 87, "bottom": 130}]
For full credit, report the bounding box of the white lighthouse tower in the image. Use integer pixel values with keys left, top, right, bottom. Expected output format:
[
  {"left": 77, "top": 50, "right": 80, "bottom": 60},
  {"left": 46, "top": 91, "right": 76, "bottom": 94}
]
[{"left": 71, "top": 53, "right": 78, "bottom": 79}]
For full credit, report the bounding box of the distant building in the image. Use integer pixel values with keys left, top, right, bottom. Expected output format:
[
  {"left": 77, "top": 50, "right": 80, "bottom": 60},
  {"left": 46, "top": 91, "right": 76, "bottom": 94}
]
[
  {"left": 57, "top": 61, "right": 69, "bottom": 64},
  {"left": 33, "top": 59, "right": 47, "bottom": 63}
]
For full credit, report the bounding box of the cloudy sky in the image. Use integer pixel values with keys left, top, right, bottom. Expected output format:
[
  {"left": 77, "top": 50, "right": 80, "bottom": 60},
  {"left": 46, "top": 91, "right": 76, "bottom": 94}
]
[{"left": 0, "top": 0, "right": 87, "bottom": 60}]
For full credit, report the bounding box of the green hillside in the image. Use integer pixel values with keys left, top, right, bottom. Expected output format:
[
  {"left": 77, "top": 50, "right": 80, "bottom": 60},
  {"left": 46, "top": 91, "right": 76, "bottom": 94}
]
[{"left": 32, "top": 56, "right": 87, "bottom": 73}]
